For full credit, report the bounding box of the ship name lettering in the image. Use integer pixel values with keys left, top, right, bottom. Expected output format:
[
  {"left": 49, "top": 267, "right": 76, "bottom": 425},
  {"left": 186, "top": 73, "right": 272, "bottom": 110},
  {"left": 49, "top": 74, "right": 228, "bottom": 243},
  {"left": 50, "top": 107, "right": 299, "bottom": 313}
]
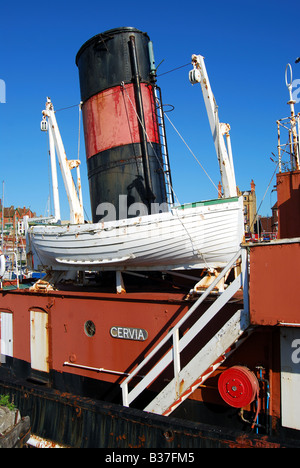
[{"left": 110, "top": 326, "right": 148, "bottom": 341}]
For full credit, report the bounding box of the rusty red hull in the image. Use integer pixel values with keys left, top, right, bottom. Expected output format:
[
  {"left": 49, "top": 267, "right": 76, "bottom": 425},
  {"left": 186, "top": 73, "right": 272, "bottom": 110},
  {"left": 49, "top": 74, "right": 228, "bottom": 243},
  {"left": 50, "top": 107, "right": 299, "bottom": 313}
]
[
  {"left": 0, "top": 289, "right": 190, "bottom": 387},
  {"left": 0, "top": 276, "right": 299, "bottom": 448},
  {"left": 1, "top": 231, "right": 300, "bottom": 447},
  {"left": 277, "top": 170, "right": 300, "bottom": 239},
  {"left": 0, "top": 369, "right": 296, "bottom": 448}
]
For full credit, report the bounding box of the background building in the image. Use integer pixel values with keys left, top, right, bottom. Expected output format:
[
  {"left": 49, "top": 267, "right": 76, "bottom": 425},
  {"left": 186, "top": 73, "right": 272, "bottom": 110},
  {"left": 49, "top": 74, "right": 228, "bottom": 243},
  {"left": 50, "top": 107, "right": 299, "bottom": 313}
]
[
  {"left": 237, "top": 179, "right": 257, "bottom": 235},
  {"left": 0, "top": 199, "right": 36, "bottom": 255}
]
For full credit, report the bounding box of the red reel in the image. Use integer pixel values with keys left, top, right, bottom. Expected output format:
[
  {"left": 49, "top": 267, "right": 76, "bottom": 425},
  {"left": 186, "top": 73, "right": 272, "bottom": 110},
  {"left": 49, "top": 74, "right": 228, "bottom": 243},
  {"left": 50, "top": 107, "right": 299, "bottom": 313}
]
[{"left": 218, "top": 365, "right": 259, "bottom": 408}]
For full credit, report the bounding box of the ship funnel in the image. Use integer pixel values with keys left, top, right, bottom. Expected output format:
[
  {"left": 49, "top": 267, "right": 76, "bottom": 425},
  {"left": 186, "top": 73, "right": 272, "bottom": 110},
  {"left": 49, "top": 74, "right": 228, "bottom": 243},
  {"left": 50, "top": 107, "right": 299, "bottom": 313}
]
[{"left": 76, "top": 27, "right": 169, "bottom": 222}]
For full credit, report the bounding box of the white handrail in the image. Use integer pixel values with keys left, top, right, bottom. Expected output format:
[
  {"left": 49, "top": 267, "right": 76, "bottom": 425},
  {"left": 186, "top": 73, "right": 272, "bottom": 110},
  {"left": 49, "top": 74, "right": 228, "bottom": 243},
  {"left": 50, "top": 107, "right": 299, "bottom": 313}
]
[{"left": 121, "top": 247, "right": 248, "bottom": 407}]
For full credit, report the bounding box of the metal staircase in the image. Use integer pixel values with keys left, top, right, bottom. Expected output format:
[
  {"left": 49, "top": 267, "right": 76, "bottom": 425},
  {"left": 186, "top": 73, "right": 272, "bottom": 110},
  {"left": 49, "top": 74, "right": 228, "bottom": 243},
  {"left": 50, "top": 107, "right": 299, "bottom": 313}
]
[{"left": 121, "top": 247, "right": 250, "bottom": 416}]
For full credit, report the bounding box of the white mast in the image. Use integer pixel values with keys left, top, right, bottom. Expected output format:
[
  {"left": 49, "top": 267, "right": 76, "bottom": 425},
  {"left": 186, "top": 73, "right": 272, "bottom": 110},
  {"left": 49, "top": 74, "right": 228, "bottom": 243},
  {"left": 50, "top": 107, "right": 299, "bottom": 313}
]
[
  {"left": 41, "top": 98, "right": 84, "bottom": 224},
  {"left": 1, "top": 180, "right": 4, "bottom": 250},
  {"left": 48, "top": 120, "right": 61, "bottom": 221},
  {"left": 285, "top": 63, "right": 300, "bottom": 170},
  {"left": 189, "top": 55, "right": 237, "bottom": 198}
]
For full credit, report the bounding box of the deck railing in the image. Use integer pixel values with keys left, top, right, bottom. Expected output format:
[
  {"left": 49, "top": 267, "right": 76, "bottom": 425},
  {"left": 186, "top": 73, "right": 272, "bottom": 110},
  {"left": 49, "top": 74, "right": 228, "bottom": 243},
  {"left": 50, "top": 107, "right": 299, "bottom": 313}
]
[{"left": 121, "top": 247, "right": 249, "bottom": 410}]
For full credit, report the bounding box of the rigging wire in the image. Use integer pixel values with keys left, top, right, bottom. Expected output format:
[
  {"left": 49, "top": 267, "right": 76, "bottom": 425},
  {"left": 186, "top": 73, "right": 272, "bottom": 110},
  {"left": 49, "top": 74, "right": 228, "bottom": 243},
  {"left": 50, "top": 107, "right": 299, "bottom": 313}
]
[
  {"left": 250, "top": 161, "right": 279, "bottom": 232},
  {"left": 157, "top": 62, "right": 191, "bottom": 77},
  {"left": 120, "top": 82, "right": 210, "bottom": 266},
  {"left": 49, "top": 60, "right": 217, "bottom": 211},
  {"left": 77, "top": 102, "right": 82, "bottom": 160},
  {"left": 163, "top": 112, "right": 219, "bottom": 192},
  {"left": 120, "top": 85, "right": 141, "bottom": 176},
  {"left": 75, "top": 103, "right": 83, "bottom": 204},
  {"left": 55, "top": 103, "right": 80, "bottom": 112},
  {"left": 121, "top": 82, "right": 181, "bottom": 206},
  {"left": 53, "top": 61, "right": 192, "bottom": 112}
]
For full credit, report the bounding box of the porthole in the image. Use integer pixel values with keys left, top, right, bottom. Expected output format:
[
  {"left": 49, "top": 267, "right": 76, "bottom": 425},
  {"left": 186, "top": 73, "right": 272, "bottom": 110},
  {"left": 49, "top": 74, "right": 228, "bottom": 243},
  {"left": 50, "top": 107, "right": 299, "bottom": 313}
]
[{"left": 84, "top": 320, "right": 96, "bottom": 337}]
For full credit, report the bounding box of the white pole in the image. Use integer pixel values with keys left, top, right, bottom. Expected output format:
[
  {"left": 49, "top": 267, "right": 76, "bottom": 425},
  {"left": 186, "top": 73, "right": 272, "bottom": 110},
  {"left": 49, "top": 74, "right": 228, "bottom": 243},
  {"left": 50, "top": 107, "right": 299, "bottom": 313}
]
[
  {"left": 44, "top": 99, "right": 84, "bottom": 224},
  {"left": 297, "top": 114, "right": 300, "bottom": 170},
  {"left": 1, "top": 181, "right": 4, "bottom": 250},
  {"left": 189, "top": 55, "right": 237, "bottom": 197},
  {"left": 48, "top": 124, "right": 61, "bottom": 221}
]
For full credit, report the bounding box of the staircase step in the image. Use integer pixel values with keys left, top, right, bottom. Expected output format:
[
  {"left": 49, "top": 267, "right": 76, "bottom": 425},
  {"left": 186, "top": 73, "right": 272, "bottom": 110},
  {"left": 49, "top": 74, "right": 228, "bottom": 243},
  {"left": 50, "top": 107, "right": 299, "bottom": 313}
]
[
  {"left": 144, "top": 308, "right": 249, "bottom": 415},
  {"left": 121, "top": 249, "right": 249, "bottom": 415}
]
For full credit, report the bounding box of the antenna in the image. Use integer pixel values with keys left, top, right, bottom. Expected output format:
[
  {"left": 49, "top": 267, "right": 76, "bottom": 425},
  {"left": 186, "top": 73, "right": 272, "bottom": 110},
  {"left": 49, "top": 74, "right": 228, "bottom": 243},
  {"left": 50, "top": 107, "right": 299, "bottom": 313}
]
[
  {"left": 285, "top": 63, "right": 296, "bottom": 117},
  {"left": 278, "top": 64, "right": 300, "bottom": 172}
]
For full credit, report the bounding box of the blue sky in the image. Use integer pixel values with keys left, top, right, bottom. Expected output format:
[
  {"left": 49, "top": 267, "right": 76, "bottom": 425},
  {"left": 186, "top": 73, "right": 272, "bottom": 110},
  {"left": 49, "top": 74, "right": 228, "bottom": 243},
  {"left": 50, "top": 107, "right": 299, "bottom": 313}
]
[{"left": 0, "top": 0, "right": 299, "bottom": 221}]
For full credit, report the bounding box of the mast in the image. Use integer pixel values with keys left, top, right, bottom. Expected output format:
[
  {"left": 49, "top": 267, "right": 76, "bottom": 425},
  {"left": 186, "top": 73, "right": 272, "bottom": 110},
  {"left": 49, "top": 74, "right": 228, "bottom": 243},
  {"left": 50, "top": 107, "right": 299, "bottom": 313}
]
[
  {"left": 48, "top": 120, "right": 61, "bottom": 222},
  {"left": 284, "top": 64, "right": 300, "bottom": 171},
  {"left": 41, "top": 98, "right": 84, "bottom": 224},
  {"left": 276, "top": 64, "right": 300, "bottom": 173},
  {"left": 189, "top": 55, "right": 237, "bottom": 198},
  {"left": 1, "top": 180, "right": 4, "bottom": 251}
]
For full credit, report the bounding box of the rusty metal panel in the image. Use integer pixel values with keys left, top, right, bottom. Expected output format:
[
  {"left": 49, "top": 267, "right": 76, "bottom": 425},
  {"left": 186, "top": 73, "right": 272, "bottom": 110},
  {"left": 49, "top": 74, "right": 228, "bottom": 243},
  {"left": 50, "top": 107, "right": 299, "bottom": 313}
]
[
  {"left": 0, "top": 375, "right": 295, "bottom": 448},
  {"left": 30, "top": 310, "right": 49, "bottom": 373},
  {"left": 249, "top": 240, "right": 300, "bottom": 325},
  {"left": 0, "top": 289, "right": 190, "bottom": 385},
  {"left": 277, "top": 171, "right": 300, "bottom": 239}
]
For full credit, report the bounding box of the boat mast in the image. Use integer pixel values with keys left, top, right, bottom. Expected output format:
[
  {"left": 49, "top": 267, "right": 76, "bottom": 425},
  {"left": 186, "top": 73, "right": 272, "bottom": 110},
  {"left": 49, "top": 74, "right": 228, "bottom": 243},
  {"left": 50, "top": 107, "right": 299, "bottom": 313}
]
[
  {"left": 189, "top": 55, "right": 237, "bottom": 198},
  {"left": 1, "top": 180, "right": 4, "bottom": 250},
  {"left": 284, "top": 64, "right": 300, "bottom": 171},
  {"left": 48, "top": 118, "right": 61, "bottom": 222},
  {"left": 276, "top": 64, "right": 300, "bottom": 173}
]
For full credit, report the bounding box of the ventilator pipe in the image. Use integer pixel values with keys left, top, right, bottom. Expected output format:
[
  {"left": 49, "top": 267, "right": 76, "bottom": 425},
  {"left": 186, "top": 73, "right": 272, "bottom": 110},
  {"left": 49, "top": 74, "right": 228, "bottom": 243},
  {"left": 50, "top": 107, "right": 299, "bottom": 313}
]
[
  {"left": 239, "top": 408, "right": 264, "bottom": 430},
  {"left": 256, "top": 366, "right": 271, "bottom": 435},
  {"left": 238, "top": 396, "right": 264, "bottom": 432},
  {"left": 251, "top": 391, "right": 261, "bottom": 433},
  {"left": 237, "top": 366, "right": 270, "bottom": 434}
]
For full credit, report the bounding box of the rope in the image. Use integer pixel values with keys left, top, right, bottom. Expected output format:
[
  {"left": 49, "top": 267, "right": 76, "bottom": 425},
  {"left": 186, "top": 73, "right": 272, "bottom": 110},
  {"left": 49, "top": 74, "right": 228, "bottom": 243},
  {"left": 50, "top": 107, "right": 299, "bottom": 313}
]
[
  {"left": 163, "top": 112, "right": 219, "bottom": 192},
  {"left": 77, "top": 102, "right": 82, "bottom": 160},
  {"left": 157, "top": 62, "right": 191, "bottom": 77},
  {"left": 121, "top": 82, "right": 181, "bottom": 205},
  {"left": 120, "top": 85, "right": 141, "bottom": 175},
  {"left": 54, "top": 103, "right": 80, "bottom": 112},
  {"left": 121, "top": 82, "right": 208, "bottom": 265}
]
